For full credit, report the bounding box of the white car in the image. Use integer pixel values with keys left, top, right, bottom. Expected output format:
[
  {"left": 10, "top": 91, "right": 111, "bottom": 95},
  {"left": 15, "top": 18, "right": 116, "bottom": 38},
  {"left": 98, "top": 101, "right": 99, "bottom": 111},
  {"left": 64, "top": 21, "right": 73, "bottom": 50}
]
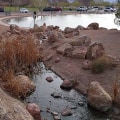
[
  {"left": 76, "top": 6, "right": 88, "bottom": 11},
  {"left": 104, "top": 7, "right": 115, "bottom": 12},
  {"left": 20, "top": 8, "right": 29, "bottom": 13}
]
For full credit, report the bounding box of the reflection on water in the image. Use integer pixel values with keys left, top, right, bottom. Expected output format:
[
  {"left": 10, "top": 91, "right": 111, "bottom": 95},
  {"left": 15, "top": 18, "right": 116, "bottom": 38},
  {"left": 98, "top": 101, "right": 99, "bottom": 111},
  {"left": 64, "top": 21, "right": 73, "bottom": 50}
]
[{"left": 6, "top": 14, "right": 120, "bottom": 30}]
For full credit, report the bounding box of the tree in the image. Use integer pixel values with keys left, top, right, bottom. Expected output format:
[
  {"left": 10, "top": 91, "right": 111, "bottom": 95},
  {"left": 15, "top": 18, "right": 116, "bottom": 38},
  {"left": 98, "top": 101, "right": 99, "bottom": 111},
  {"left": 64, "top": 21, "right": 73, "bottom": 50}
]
[
  {"left": 70, "top": 1, "right": 81, "bottom": 7},
  {"left": 78, "top": 0, "right": 93, "bottom": 6}
]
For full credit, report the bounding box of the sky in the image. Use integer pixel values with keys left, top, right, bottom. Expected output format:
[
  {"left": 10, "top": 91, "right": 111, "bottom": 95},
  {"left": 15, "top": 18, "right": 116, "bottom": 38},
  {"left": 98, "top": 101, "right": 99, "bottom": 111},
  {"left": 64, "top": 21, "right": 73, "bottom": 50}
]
[{"left": 104, "top": 0, "right": 117, "bottom": 3}]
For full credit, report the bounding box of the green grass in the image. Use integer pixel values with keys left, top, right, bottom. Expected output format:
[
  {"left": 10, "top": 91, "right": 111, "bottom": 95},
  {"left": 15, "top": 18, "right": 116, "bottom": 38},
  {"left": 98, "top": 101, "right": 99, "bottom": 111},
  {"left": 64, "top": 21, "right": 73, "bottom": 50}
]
[{"left": 4, "top": 6, "right": 39, "bottom": 12}]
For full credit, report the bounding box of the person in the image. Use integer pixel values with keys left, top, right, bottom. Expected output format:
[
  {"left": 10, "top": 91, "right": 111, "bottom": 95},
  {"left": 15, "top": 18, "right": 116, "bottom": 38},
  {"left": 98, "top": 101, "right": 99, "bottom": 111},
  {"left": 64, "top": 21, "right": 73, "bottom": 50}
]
[{"left": 33, "top": 11, "right": 37, "bottom": 19}]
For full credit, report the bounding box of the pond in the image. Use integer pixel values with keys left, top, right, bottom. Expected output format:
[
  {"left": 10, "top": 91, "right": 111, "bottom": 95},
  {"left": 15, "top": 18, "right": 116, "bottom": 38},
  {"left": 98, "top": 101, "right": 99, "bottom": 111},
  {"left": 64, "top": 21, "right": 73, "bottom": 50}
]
[{"left": 6, "top": 13, "right": 120, "bottom": 30}]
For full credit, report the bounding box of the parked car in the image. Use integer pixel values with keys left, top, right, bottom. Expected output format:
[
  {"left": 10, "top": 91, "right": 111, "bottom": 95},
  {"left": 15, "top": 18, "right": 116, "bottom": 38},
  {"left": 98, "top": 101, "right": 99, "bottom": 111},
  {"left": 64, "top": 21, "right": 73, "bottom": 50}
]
[
  {"left": 0, "top": 7, "right": 4, "bottom": 12},
  {"left": 54, "top": 7, "right": 62, "bottom": 11},
  {"left": 76, "top": 6, "right": 87, "bottom": 11},
  {"left": 43, "top": 7, "right": 62, "bottom": 11},
  {"left": 20, "top": 8, "right": 29, "bottom": 13},
  {"left": 87, "top": 6, "right": 100, "bottom": 13},
  {"left": 43, "top": 7, "right": 54, "bottom": 11},
  {"left": 104, "top": 7, "right": 115, "bottom": 12}
]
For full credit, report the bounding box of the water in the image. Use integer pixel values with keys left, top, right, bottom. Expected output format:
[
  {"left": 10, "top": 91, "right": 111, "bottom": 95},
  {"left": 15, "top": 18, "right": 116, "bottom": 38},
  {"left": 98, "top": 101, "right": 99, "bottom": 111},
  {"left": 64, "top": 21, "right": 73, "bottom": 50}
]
[
  {"left": 6, "top": 13, "right": 120, "bottom": 30},
  {"left": 26, "top": 64, "right": 109, "bottom": 120}
]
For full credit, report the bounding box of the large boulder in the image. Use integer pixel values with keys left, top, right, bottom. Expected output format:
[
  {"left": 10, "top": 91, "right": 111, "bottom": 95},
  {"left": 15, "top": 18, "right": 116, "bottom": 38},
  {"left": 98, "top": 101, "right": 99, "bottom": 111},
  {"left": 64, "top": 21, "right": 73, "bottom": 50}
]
[
  {"left": 64, "top": 27, "right": 80, "bottom": 38},
  {"left": 86, "top": 42, "right": 105, "bottom": 59},
  {"left": 0, "top": 88, "right": 34, "bottom": 120},
  {"left": 69, "top": 35, "right": 91, "bottom": 46},
  {"left": 87, "top": 81, "right": 112, "bottom": 112},
  {"left": 9, "top": 75, "right": 36, "bottom": 98},
  {"left": 87, "top": 22, "right": 99, "bottom": 30},
  {"left": 71, "top": 47, "right": 87, "bottom": 59}
]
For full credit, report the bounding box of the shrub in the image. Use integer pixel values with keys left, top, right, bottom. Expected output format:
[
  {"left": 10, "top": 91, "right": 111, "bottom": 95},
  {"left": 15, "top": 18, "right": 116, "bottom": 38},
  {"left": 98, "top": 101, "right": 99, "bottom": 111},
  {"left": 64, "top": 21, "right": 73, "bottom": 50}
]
[{"left": 91, "top": 56, "right": 112, "bottom": 74}]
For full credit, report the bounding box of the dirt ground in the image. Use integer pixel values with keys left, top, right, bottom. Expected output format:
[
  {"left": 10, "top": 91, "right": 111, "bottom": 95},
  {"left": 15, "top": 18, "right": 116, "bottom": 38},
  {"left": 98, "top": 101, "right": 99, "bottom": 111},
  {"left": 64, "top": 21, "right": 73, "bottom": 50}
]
[
  {"left": 0, "top": 12, "right": 120, "bottom": 98},
  {"left": 42, "top": 29, "right": 120, "bottom": 99}
]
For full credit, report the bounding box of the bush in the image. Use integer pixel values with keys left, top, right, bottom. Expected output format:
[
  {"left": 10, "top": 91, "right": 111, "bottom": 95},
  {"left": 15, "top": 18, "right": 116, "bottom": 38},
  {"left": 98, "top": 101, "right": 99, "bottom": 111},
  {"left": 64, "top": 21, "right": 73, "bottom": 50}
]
[{"left": 91, "top": 56, "right": 112, "bottom": 74}]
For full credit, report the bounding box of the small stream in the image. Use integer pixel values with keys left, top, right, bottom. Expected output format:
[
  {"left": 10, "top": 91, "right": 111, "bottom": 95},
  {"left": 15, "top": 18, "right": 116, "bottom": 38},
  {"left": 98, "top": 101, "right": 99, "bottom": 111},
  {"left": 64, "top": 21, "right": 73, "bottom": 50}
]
[{"left": 26, "top": 64, "right": 109, "bottom": 120}]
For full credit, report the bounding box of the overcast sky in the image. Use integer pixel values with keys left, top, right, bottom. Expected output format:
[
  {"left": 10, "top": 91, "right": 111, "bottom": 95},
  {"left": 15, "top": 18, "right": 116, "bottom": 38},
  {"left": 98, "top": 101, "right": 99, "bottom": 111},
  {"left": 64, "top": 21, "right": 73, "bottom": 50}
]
[{"left": 104, "top": 0, "right": 117, "bottom": 2}]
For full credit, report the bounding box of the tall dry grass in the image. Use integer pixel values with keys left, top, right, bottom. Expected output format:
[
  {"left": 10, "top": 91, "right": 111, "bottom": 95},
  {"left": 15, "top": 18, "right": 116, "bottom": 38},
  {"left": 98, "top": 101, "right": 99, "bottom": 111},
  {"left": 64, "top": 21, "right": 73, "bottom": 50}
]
[{"left": 0, "top": 35, "right": 42, "bottom": 79}]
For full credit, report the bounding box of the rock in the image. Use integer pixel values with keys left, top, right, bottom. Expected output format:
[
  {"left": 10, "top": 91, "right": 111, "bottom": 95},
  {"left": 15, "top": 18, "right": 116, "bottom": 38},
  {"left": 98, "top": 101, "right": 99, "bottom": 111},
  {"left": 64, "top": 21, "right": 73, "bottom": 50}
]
[
  {"left": 82, "top": 60, "right": 92, "bottom": 70},
  {"left": 69, "top": 35, "right": 91, "bottom": 46},
  {"left": 55, "top": 57, "right": 60, "bottom": 63},
  {"left": 75, "top": 25, "right": 86, "bottom": 30},
  {"left": 87, "top": 22, "right": 99, "bottom": 30},
  {"left": 105, "top": 55, "right": 119, "bottom": 67},
  {"left": 56, "top": 43, "right": 73, "bottom": 55},
  {"left": 10, "top": 75, "right": 36, "bottom": 98},
  {"left": 113, "top": 80, "right": 120, "bottom": 106},
  {"left": 46, "top": 76, "right": 54, "bottom": 82},
  {"left": 42, "top": 23, "right": 47, "bottom": 32},
  {"left": 64, "top": 27, "right": 74, "bottom": 34},
  {"left": 53, "top": 115, "right": 61, "bottom": 120},
  {"left": 60, "top": 80, "right": 73, "bottom": 90},
  {"left": 70, "top": 105, "right": 77, "bottom": 109},
  {"left": 54, "top": 26, "right": 60, "bottom": 31},
  {"left": 0, "top": 88, "right": 34, "bottom": 120},
  {"left": 61, "top": 108, "right": 73, "bottom": 116},
  {"left": 113, "top": 107, "right": 120, "bottom": 115},
  {"left": 86, "top": 42, "right": 105, "bottom": 59},
  {"left": 51, "top": 111, "right": 59, "bottom": 116},
  {"left": 44, "top": 54, "right": 53, "bottom": 61},
  {"left": 26, "top": 103, "right": 41, "bottom": 120},
  {"left": 72, "top": 47, "right": 87, "bottom": 59},
  {"left": 48, "top": 31, "right": 58, "bottom": 43},
  {"left": 65, "top": 32, "right": 74, "bottom": 38},
  {"left": 57, "top": 32, "right": 65, "bottom": 40},
  {"left": 10, "top": 24, "right": 19, "bottom": 32},
  {"left": 78, "top": 101, "right": 85, "bottom": 106},
  {"left": 51, "top": 92, "right": 62, "bottom": 98},
  {"left": 87, "top": 81, "right": 112, "bottom": 112},
  {"left": 47, "top": 25, "right": 54, "bottom": 31}
]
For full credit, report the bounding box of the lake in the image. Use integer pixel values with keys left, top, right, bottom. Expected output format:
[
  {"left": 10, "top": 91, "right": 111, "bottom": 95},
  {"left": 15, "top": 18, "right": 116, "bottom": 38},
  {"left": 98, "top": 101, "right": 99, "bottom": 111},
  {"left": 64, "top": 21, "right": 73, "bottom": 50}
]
[{"left": 6, "top": 13, "right": 120, "bottom": 30}]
